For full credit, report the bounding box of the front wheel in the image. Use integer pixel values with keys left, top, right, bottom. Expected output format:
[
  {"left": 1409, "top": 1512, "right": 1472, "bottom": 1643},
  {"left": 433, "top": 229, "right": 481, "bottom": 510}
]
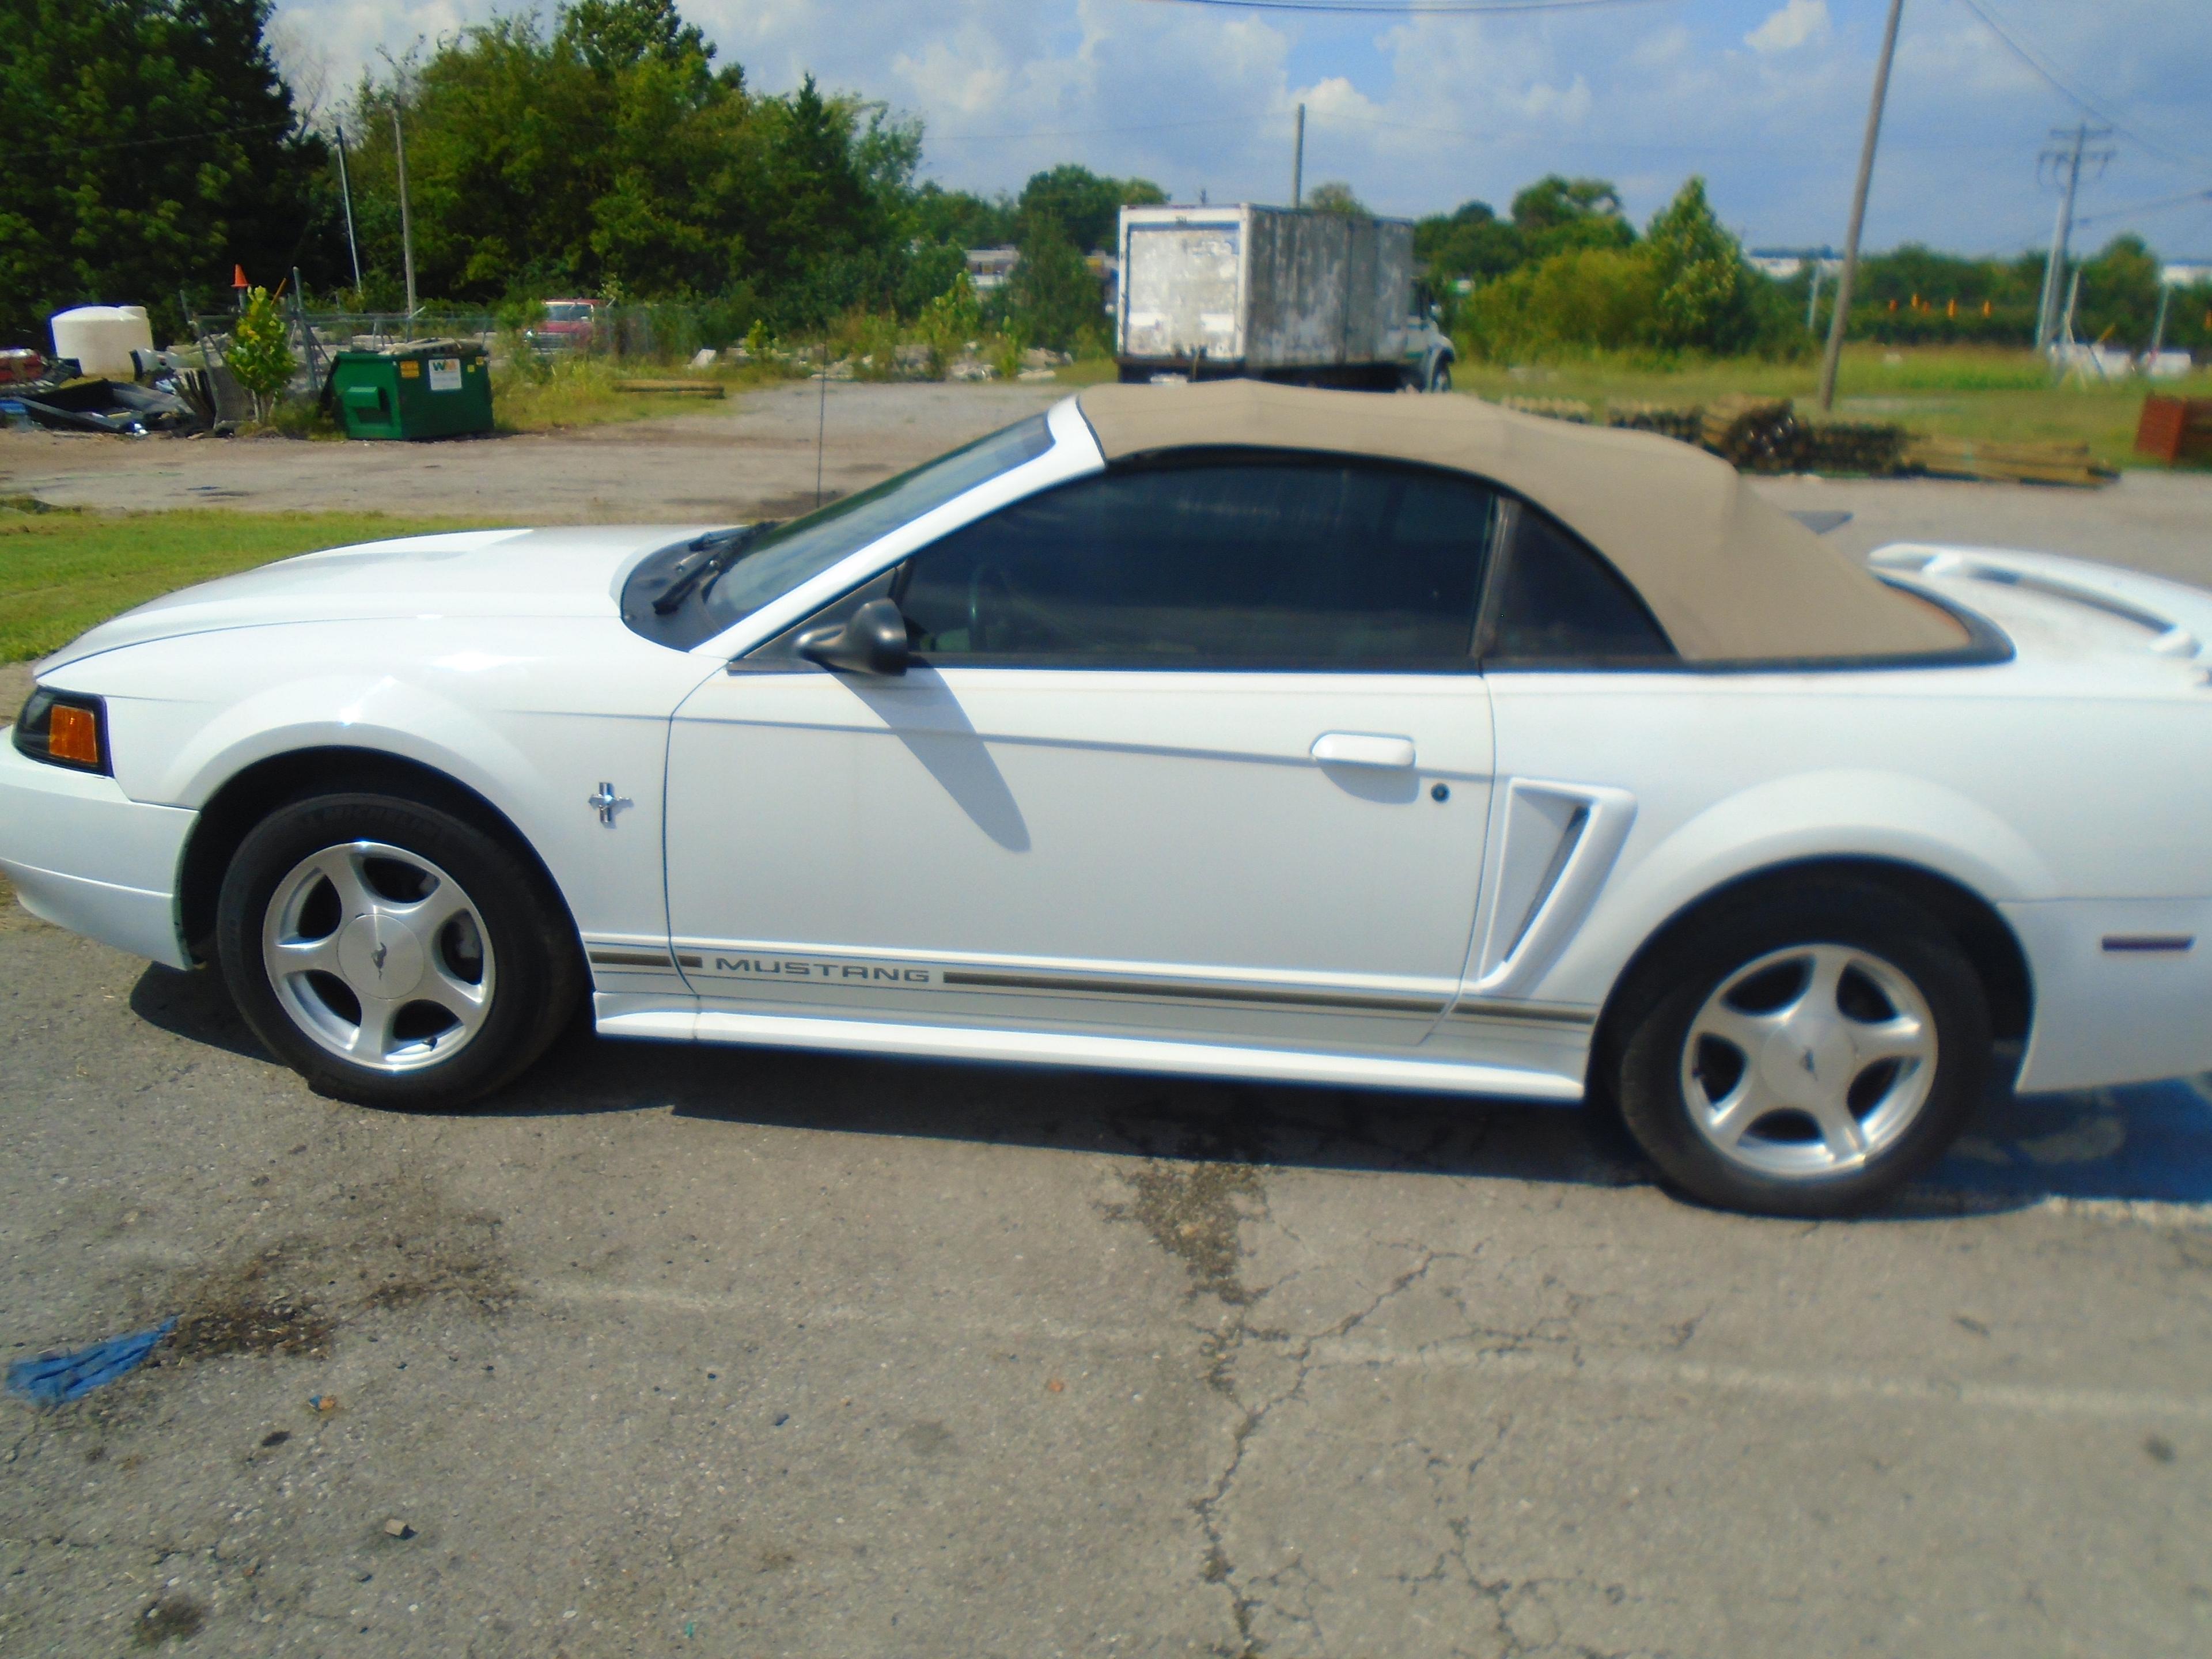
[
  {"left": 1612, "top": 884, "right": 1988, "bottom": 1217},
  {"left": 1427, "top": 359, "right": 1453, "bottom": 393},
  {"left": 215, "top": 791, "right": 582, "bottom": 1109}
]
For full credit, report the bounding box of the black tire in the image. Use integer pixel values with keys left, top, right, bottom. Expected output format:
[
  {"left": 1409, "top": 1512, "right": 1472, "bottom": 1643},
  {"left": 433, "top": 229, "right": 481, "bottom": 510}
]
[
  {"left": 1609, "top": 881, "right": 1988, "bottom": 1217},
  {"left": 1428, "top": 359, "right": 1453, "bottom": 394},
  {"left": 215, "top": 791, "right": 582, "bottom": 1109}
]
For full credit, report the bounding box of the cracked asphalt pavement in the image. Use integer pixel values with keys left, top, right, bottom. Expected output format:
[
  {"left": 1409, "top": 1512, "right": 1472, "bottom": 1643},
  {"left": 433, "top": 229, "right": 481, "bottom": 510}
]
[
  {"left": 7, "top": 392, "right": 2212, "bottom": 1652},
  {"left": 5, "top": 900, "right": 2212, "bottom": 1657}
]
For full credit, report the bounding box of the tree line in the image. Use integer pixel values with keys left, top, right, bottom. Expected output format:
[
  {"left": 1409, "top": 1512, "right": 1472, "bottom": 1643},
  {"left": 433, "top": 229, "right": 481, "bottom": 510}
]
[
  {"left": 5, "top": 0, "right": 2206, "bottom": 360},
  {"left": 1416, "top": 176, "right": 2209, "bottom": 358}
]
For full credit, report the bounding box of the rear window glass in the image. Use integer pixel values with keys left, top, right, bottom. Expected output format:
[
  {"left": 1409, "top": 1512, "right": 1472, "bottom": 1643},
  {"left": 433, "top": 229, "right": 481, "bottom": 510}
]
[{"left": 1484, "top": 506, "right": 1673, "bottom": 663}]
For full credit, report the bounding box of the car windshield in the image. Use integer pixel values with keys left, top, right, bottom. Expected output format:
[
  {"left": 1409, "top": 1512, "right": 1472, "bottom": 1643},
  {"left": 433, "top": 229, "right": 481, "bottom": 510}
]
[
  {"left": 543, "top": 303, "right": 592, "bottom": 322},
  {"left": 696, "top": 414, "right": 1056, "bottom": 634}
]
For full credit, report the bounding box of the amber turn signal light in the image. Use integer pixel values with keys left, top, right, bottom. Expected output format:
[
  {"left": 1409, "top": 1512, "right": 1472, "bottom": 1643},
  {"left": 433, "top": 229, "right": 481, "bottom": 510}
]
[
  {"left": 48, "top": 703, "right": 100, "bottom": 766},
  {"left": 12, "top": 688, "right": 110, "bottom": 775}
]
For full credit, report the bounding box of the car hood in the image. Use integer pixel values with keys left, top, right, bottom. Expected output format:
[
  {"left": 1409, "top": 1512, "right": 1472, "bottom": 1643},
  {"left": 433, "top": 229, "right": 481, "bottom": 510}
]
[{"left": 39, "top": 524, "right": 724, "bottom": 671}]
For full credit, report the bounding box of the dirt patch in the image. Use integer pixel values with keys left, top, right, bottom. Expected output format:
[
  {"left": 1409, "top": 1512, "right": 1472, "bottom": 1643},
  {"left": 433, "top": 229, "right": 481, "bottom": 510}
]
[
  {"left": 132, "top": 1592, "right": 206, "bottom": 1645},
  {"left": 1102, "top": 1162, "right": 1266, "bottom": 1305},
  {"left": 171, "top": 1257, "right": 336, "bottom": 1360},
  {"left": 159, "top": 1195, "right": 516, "bottom": 1367}
]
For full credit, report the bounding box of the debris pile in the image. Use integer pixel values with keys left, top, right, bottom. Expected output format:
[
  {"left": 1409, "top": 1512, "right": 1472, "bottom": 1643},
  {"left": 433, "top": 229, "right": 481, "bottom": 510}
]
[
  {"left": 1902, "top": 434, "right": 2116, "bottom": 488},
  {"left": 1806, "top": 421, "right": 1909, "bottom": 477},
  {"left": 0, "top": 349, "right": 238, "bottom": 437},
  {"left": 1602, "top": 402, "right": 1703, "bottom": 444},
  {"left": 1699, "top": 395, "right": 1813, "bottom": 473},
  {"left": 1497, "top": 395, "right": 1593, "bottom": 423}
]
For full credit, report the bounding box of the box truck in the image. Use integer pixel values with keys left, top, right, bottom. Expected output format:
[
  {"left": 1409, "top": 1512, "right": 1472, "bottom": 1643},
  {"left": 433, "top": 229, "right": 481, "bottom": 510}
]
[{"left": 1115, "top": 203, "right": 1454, "bottom": 391}]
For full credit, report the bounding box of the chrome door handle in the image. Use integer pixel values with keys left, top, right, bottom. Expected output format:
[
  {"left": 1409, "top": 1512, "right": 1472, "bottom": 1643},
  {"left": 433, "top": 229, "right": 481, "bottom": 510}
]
[{"left": 1310, "top": 732, "right": 1417, "bottom": 769}]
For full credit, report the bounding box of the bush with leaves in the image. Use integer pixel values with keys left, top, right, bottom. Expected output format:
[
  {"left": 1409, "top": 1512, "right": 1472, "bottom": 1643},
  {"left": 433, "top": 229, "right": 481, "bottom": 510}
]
[
  {"left": 227, "top": 287, "right": 298, "bottom": 421},
  {"left": 1638, "top": 177, "right": 1755, "bottom": 355},
  {"left": 918, "top": 272, "right": 980, "bottom": 377}
]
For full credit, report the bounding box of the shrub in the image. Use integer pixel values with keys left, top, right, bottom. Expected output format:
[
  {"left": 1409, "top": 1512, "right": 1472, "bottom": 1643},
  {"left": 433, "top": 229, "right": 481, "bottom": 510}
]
[{"left": 227, "top": 287, "right": 297, "bottom": 421}]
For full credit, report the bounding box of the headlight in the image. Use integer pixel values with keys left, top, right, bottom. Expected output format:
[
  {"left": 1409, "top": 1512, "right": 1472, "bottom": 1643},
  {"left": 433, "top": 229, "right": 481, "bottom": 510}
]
[{"left": 12, "top": 688, "right": 109, "bottom": 774}]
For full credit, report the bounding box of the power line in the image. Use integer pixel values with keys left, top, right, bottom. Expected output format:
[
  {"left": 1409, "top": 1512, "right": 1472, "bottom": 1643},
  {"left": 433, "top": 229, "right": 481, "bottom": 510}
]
[
  {"left": 0, "top": 118, "right": 297, "bottom": 164},
  {"left": 1950, "top": 0, "right": 2207, "bottom": 173},
  {"left": 931, "top": 116, "right": 1256, "bottom": 142},
  {"left": 2074, "top": 187, "right": 2212, "bottom": 229},
  {"left": 1141, "top": 0, "right": 1674, "bottom": 14}
]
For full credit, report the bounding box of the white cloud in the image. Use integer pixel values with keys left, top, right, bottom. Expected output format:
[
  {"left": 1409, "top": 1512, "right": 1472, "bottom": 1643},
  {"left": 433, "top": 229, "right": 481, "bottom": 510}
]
[
  {"left": 1745, "top": 0, "right": 1830, "bottom": 56},
  {"left": 264, "top": 0, "right": 2212, "bottom": 252}
]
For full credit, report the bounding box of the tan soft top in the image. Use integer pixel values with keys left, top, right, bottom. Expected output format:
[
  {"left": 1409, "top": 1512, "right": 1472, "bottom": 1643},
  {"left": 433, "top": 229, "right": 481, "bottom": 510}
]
[{"left": 1076, "top": 381, "right": 1965, "bottom": 661}]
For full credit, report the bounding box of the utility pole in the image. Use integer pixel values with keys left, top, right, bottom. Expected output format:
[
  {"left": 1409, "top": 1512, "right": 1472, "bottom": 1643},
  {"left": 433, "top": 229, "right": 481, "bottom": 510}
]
[
  {"left": 392, "top": 105, "right": 417, "bottom": 327},
  {"left": 2034, "top": 125, "right": 2112, "bottom": 350},
  {"left": 1291, "top": 103, "right": 1305, "bottom": 209},
  {"left": 332, "top": 122, "right": 363, "bottom": 296},
  {"left": 1817, "top": 0, "right": 1906, "bottom": 414},
  {"left": 2150, "top": 278, "right": 2173, "bottom": 358},
  {"left": 1805, "top": 260, "right": 1823, "bottom": 334}
]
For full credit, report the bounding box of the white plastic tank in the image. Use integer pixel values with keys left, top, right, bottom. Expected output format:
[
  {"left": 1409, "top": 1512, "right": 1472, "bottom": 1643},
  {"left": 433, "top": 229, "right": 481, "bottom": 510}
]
[{"left": 49, "top": 305, "right": 155, "bottom": 378}]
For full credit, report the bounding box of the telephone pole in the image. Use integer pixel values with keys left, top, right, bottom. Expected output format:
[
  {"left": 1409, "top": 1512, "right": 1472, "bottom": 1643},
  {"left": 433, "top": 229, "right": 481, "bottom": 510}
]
[
  {"left": 1291, "top": 103, "right": 1306, "bottom": 208},
  {"left": 2033, "top": 124, "right": 2112, "bottom": 350},
  {"left": 332, "top": 122, "right": 363, "bottom": 295},
  {"left": 392, "top": 104, "right": 416, "bottom": 325},
  {"left": 1817, "top": 0, "right": 1906, "bottom": 414}
]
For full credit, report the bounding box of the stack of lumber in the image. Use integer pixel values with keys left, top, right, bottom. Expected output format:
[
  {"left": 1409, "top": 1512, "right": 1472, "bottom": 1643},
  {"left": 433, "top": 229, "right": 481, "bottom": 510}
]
[
  {"left": 1699, "top": 395, "right": 1812, "bottom": 473},
  {"left": 1902, "top": 435, "right": 2116, "bottom": 488},
  {"left": 1806, "top": 422, "right": 1908, "bottom": 477},
  {"left": 612, "top": 378, "right": 725, "bottom": 397},
  {"left": 1603, "top": 402, "right": 1703, "bottom": 444},
  {"left": 1497, "top": 395, "right": 1593, "bottom": 424}
]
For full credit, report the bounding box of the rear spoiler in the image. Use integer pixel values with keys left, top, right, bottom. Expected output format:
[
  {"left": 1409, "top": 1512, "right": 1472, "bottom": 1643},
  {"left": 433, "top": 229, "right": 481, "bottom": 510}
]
[{"left": 1870, "top": 544, "right": 2210, "bottom": 661}]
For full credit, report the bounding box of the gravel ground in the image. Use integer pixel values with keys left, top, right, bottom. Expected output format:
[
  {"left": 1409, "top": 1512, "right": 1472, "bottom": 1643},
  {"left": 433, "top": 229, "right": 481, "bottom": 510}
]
[{"left": 3, "top": 916, "right": 2210, "bottom": 1657}]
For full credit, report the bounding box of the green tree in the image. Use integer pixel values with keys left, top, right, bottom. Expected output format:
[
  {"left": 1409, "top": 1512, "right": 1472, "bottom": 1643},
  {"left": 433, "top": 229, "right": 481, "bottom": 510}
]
[
  {"left": 1014, "top": 165, "right": 1164, "bottom": 252},
  {"left": 555, "top": 0, "right": 711, "bottom": 77},
  {"left": 1510, "top": 176, "right": 1622, "bottom": 232},
  {"left": 226, "top": 284, "right": 296, "bottom": 418},
  {"left": 1638, "top": 176, "right": 1754, "bottom": 354},
  {"left": 1009, "top": 215, "right": 1104, "bottom": 353},
  {"left": 1512, "top": 175, "right": 1633, "bottom": 261},
  {"left": 2077, "top": 233, "right": 2163, "bottom": 343},
  {"left": 910, "top": 183, "right": 1016, "bottom": 250},
  {"left": 0, "top": 0, "right": 335, "bottom": 346},
  {"left": 1305, "top": 181, "right": 1368, "bottom": 217}
]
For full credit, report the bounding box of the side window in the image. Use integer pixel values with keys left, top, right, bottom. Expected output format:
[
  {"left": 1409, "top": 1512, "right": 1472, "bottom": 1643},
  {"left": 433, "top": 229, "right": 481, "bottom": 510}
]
[
  {"left": 1483, "top": 505, "right": 1673, "bottom": 663},
  {"left": 894, "top": 457, "right": 1495, "bottom": 669}
]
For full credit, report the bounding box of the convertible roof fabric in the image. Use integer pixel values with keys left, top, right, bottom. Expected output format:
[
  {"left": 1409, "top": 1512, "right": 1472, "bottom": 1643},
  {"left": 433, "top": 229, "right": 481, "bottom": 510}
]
[{"left": 1075, "top": 380, "right": 1967, "bottom": 661}]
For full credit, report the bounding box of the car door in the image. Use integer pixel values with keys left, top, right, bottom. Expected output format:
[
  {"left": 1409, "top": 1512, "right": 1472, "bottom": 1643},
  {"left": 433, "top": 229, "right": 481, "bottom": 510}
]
[{"left": 662, "top": 452, "right": 1502, "bottom": 1052}]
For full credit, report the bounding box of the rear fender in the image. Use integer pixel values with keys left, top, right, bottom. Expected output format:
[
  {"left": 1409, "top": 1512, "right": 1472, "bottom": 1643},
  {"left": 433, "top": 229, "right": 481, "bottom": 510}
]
[{"left": 1527, "top": 768, "right": 2055, "bottom": 1006}]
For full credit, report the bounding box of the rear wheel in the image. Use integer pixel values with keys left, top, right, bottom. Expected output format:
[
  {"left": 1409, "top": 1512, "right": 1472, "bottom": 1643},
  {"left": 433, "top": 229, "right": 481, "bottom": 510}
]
[
  {"left": 1612, "top": 884, "right": 1988, "bottom": 1216},
  {"left": 215, "top": 792, "right": 581, "bottom": 1108}
]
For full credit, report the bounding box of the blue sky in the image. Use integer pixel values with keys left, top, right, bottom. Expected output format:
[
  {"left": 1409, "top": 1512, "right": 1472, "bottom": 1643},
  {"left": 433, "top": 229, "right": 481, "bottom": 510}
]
[{"left": 271, "top": 0, "right": 2212, "bottom": 256}]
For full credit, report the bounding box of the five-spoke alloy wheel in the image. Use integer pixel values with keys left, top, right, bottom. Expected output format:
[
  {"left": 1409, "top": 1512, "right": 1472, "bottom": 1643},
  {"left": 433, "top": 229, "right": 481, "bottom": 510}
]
[
  {"left": 261, "top": 840, "right": 497, "bottom": 1072},
  {"left": 1613, "top": 881, "right": 1988, "bottom": 1217},
  {"left": 217, "top": 790, "right": 582, "bottom": 1108}
]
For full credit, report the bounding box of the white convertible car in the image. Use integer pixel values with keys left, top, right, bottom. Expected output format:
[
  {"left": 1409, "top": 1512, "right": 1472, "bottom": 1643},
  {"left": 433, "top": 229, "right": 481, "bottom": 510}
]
[{"left": 5, "top": 383, "right": 2209, "bottom": 1214}]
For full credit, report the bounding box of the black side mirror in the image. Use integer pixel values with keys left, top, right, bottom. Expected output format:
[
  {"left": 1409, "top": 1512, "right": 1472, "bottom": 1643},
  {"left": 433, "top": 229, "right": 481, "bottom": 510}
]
[{"left": 797, "top": 597, "right": 911, "bottom": 676}]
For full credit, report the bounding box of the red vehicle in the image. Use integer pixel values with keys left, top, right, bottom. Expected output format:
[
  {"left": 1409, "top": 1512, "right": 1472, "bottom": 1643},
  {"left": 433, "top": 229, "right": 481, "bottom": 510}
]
[{"left": 525, "top": 298, "right": 601, "bottom": 353}]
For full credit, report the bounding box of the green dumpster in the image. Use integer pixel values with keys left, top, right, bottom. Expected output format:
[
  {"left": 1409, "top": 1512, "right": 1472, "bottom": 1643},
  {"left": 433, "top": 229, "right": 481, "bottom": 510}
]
[{"left": 328, "top": 342, "right": 494, "bottom": 440}]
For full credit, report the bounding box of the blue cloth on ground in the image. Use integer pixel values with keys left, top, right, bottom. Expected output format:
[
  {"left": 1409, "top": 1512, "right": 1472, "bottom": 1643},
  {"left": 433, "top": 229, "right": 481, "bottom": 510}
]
[{"left": 6, "top": 1319, "right": 176, "bottom": 1406}]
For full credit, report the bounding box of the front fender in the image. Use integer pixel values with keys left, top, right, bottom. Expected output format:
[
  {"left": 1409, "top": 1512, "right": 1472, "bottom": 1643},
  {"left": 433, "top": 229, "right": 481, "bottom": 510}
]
[{"left": 1529, "top": 767, "right": 2055, "bottom": 1006}]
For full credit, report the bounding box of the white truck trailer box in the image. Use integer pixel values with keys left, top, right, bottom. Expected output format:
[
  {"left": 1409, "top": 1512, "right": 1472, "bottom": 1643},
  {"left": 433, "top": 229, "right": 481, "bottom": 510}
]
[{"left": 1115, "top": 203, "right": 1453, "bottom": 391}]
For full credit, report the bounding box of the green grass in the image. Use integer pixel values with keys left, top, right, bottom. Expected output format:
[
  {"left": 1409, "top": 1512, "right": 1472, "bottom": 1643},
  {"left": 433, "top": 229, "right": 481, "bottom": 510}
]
[
  {"left": 0, "top": 505, "right": 501, "bottom": 662},
  {"left": 490, "top": 353, "right": 805, "bottom": 433},
  {"left": 1456, "top": 343, "right": 2210, "bottom": 471}
]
